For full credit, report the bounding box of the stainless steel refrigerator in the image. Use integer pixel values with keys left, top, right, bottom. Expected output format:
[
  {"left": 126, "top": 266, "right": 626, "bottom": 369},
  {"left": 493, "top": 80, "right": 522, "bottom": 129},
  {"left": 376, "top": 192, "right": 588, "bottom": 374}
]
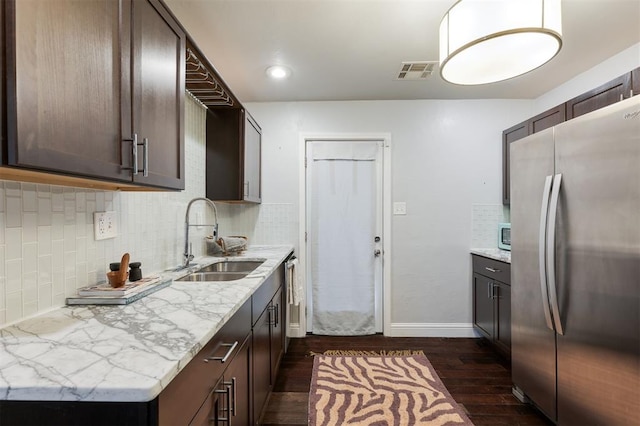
[{"left": 510, "top": 95, "right": 639, "bottom": 425}]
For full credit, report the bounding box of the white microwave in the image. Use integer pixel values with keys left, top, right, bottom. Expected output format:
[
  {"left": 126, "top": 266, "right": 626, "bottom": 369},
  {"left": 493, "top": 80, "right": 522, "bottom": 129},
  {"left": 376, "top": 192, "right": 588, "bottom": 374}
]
[{"left": 498, "top": 223, "right": 511, "bottom": 251}]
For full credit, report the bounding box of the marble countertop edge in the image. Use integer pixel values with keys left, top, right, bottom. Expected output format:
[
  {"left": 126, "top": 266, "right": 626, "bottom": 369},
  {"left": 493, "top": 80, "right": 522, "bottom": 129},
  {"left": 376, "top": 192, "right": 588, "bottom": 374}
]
[
  {"left": 0, "top": 245, "right": 294, "bottom": 403},
  {"left": 470, "top": 248, "right": 512, "bottom": 264}
]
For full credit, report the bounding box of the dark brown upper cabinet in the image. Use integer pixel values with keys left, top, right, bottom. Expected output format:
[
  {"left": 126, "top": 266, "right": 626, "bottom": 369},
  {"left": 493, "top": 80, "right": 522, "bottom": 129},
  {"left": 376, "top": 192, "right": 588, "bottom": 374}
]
[
  {"left": 566, "top": 72, "right": 632, "bottom": 119},
  {"left": 205, "top": 108, "right": 262, "bottom": 203},
  {"left": 503, "top": 67, "right": 637, "bottom": 205},
  {"left": 2, "top": 0, "right": 184, "bottom": 191},
  {"left": 502, "top": 121, "right": 528, "bottom": 205},
  {"left": 0, "top": 2, "right": 4, "bottom": 155},
  {"left": 632, "top": 66, "right": 640, "bottom": 97},
  {"left": 529, "top": 104, "right": 566, "bottom": 134},
  {"left": 185, "top": 40, "right": 262, "bottom": 203},
  {"left": 131, "top": 0, "right": 185, "bottom": 190}
]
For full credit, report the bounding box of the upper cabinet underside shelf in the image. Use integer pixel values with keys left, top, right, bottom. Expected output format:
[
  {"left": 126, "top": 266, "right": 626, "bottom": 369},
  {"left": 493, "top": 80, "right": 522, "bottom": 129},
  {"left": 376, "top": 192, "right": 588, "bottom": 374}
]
[{"left": 185, "top": 41, "right": 239, "bottom": 109}]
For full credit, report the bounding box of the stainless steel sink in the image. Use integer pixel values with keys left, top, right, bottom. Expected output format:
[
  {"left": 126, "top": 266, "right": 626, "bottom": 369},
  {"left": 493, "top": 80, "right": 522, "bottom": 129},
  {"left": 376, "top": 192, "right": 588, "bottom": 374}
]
[
  {"left": 197, "top": 261, "right": 264, "bottom": 273},
  {"left": 176, "top": 260, "right": 265, "bottom": 282},
  {"left": 176, "top": 272, "right": 249, "bottom": 282}
]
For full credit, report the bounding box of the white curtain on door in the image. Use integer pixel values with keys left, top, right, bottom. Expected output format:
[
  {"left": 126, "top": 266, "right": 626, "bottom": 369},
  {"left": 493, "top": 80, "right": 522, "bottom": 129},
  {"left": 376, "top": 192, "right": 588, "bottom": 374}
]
[{"left": 309, "top": 142, "right": 378, "bottom": 335}]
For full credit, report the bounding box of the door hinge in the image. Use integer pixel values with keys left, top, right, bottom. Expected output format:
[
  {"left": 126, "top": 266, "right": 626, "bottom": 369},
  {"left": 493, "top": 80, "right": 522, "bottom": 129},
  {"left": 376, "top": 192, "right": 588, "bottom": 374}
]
[
  {"left": 305, "top": 232, "right": 308, "bottom": 242},
  {"left": 305, "top": 157, "right": 308, "bottom": 168}
]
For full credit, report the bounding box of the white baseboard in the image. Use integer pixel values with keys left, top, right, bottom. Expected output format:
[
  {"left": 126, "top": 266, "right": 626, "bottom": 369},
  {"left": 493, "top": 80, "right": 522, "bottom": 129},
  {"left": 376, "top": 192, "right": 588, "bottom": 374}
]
[
  {"left": 287, "top": 322, "right": 306, "bottom": 338},
  {"left": 287, "top": 322, "right": 479, "bottom": 338},
  {"left": 387, "top": 322, "right": 479, "bottom": 338}
]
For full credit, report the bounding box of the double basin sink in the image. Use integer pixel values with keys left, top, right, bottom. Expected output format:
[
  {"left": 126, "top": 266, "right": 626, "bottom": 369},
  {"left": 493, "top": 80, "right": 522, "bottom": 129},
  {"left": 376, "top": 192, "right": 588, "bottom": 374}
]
[{"left": 177, "top": 260, "right": 265, "bottom": 282}]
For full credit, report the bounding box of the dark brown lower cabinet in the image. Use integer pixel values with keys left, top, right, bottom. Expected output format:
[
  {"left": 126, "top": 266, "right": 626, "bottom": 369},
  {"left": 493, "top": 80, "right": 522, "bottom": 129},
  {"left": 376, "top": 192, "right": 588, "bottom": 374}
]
[
  {"left": 190, "top": 335, "right": 251, "bottom": 426},
  {"left": 252, "top": 262, "right": 286, "bottom": 424},
  {"left": 253, "top": 302, "right": 272, "bottom": 423},
  {"left": 224, "top": 336, "right": 251, "bottom": 426},
  {"left": 189, "top": 376, "right": 227, "bottom": 426},
  {"left": 473, "top": 273, "right": 495, "bottom": 339},
  {"left": 269, "top": 287, "right": 285, "bottom": 384},
  {"left": 472, "top": 255, "right": 511, "bottom": 357}
]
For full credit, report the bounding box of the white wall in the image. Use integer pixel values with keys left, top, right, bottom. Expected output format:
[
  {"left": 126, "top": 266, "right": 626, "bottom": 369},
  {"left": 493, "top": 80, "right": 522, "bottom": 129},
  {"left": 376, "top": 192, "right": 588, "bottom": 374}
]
[{"left": 244, "top": 99, "right": 531, "bottom": 335}]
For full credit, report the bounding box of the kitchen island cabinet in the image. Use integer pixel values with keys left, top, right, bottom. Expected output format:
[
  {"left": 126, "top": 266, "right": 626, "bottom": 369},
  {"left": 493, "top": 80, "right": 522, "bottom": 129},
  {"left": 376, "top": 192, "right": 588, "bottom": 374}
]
[
  {"left": 472, "top": 253, "right": 511, "bottom": 357},
  {"left": 2, "top": 0, "right": 184, "bottom": 191},
  {"left": 0, "top": 246, "right": 293, "bottom": 426}
]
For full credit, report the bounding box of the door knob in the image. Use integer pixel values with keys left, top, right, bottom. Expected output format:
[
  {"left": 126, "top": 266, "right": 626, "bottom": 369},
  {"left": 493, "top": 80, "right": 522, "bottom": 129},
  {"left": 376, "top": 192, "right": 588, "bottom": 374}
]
[{"left": 374, "top": 249, "right": 381, "bottom": 257}]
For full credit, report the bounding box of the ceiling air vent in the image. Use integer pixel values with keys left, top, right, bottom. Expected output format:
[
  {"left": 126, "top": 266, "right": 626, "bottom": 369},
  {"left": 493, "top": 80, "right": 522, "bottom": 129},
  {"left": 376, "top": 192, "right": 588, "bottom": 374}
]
[{"left": 397, "top": 61, "right": 438, "bottom": 80}]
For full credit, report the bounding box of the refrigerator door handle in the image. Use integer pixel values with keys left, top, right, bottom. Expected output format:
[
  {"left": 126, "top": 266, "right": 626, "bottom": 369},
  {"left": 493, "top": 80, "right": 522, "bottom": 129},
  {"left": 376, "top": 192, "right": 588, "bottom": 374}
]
[
  {"left": 539, "top": 175, "right": 555, "bottom": 331},
  {"left": 547, "top": 173, "right": 565, "bottom": 335}
]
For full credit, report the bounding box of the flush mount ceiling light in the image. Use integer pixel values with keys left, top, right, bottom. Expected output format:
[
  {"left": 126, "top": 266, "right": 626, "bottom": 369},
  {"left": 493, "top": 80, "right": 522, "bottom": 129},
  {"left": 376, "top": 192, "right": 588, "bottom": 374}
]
[
  {"left": 265, "top": 65, "right": 291, "bottom": 80},
  {"left": 439, "top": 0, "right": 562, "bottom": 85}
]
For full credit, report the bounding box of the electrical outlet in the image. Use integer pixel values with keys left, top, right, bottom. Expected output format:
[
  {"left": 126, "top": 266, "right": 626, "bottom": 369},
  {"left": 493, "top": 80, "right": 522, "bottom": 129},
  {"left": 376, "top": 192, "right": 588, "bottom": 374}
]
[{"left": 94, "top": 211, "right": 118, "bottom": 240}]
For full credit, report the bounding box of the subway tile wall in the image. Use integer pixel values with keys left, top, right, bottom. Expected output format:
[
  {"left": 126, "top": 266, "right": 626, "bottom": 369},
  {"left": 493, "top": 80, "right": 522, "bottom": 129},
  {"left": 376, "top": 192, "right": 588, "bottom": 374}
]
[
  {"left": 216, "top": 203, "right": 297, "bottom": 246},
  {"left": 471, "top": 204, "right": 510, "bottom": 248},
  {"left": 0, "top": 94, "right": 298, "bottom": 327},
  {"left": 0, "top": 94, "right": 210, "bottom": 326}
]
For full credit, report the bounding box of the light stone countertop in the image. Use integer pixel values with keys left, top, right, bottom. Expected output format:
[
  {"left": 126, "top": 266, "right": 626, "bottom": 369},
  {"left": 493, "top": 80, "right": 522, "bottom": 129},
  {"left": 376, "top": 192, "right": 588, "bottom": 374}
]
[
  {"left": 470, "top": 248, "right": 511, "bottom": 264},
  {"left": 0, "top": 245, "right": 294, "bottom": 403}
]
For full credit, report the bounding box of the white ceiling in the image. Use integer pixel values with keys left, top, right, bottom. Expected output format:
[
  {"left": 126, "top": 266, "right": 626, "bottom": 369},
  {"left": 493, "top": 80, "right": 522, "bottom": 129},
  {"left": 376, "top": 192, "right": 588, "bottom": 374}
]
[{"left": 164, "top": 0, "right": 640, "bottom": 103}]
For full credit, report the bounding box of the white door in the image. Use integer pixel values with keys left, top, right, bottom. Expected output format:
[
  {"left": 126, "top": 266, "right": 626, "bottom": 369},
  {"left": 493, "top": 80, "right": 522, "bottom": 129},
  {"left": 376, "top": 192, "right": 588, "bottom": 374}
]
[{"left": 306, "top": 140, "right": 383, "bottom": 335}]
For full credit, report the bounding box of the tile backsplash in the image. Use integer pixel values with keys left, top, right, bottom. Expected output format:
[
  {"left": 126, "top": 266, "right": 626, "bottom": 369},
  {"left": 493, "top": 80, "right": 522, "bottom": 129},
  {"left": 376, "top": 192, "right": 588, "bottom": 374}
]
[
  {"left": 471, "top": 204, "right": 510, "bottom": 248},
  {"left": 0, "top": 92, "right": 296, "bottom": 327},
  {"left": 0, "top": 95, "right": 298, "bottom": 327},
  {"left": 216, "top": 203, "right": 297, "bottom": 246}
]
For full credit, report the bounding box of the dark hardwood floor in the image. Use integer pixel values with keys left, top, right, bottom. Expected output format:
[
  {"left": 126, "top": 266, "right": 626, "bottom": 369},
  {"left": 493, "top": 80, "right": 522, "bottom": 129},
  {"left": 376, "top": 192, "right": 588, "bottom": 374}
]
[{"left": 261, "top": 335, "right": 552, "bottom": 426}]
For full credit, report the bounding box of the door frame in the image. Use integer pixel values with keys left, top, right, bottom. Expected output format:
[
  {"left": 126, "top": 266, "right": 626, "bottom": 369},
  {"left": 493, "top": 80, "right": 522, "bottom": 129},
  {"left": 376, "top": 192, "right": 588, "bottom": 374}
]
[{"left": 296, "top": 133, "right": 392, "bottom": 337}]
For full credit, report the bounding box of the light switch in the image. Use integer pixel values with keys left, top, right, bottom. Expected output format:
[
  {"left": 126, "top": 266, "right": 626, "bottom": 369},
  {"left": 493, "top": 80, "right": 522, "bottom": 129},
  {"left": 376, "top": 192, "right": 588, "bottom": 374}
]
[{"left": 393, "top": 202, "right": 407, "bottom": 215}]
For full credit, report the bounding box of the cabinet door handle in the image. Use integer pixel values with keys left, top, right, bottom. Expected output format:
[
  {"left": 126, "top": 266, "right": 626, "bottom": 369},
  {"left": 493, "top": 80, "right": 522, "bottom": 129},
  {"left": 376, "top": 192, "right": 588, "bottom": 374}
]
[
  {"left": 221, "top": 378, "right": 236, "bottom": 418},
  {"left": 205, "top": 341, "right": 238, "bottom": 363},
  {"left": 485, "top": 266, "right": 500, "bottom": 273},
  {"left": 122, "top": 134, "right": 149, "bottom": 176},
  {"left": 230, "top": 377, "right": 237, "bottom": 417},
  {"left": 122, "top": 134, "right": 138, "bottom": 174},
  {"left": 142, "top": 137, "right": 149, "bottom": 177},
  {"left": 274, "top": 303, "right": 279, "bottom": 327},
  {"left": 213, "top": 384, "right": 231, "bottom": 423},
  {"left": 268, "top": 305, "right": 276, "bottom": 326}
]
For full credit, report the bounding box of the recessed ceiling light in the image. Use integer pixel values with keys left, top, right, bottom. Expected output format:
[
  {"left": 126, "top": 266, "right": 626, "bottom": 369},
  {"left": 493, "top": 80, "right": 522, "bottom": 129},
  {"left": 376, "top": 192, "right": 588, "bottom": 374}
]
[{"left": 266, "top": 65, "right": 291, "bottom": 80}]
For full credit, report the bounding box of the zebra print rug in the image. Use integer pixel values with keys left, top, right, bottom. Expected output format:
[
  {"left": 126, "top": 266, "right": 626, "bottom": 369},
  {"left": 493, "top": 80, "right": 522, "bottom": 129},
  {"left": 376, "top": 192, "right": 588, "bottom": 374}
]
[{"left": 309, "top": 353, "right": 473, "bottom": 425}]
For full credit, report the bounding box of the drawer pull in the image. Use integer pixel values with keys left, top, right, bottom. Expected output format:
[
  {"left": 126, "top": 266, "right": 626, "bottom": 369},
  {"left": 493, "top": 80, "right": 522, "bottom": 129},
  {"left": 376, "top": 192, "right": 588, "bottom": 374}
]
[
  {"left": 485, "top": 266, "right": 500, "bottom": 273},
  {"left": 205, "top": 341, "right": 238, "bottom": 363},
  {"left": 231, "top": 377, "right": 237, "bottom": 416},
  {"left": 213, "top": 383, "right": 231, "bottom": 423}
]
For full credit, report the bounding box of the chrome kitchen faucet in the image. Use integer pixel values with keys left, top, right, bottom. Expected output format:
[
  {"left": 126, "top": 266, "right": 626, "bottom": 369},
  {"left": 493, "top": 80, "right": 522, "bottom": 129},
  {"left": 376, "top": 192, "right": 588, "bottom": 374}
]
[{"left": 183, "top": 197, "right": 219, "bottom": 268}]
